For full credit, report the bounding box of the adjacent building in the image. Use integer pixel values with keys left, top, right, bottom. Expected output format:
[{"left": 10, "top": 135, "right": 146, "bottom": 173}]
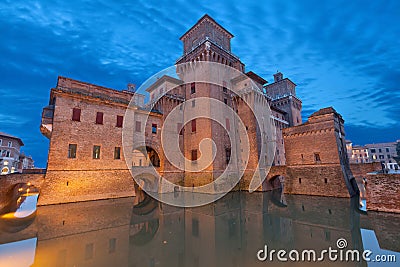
[
  {"left": 0, "top": 132, "right": 34, "bottom": 174},
  {"left": 346, "top": 140, "right": 399, "bottom": 170}
]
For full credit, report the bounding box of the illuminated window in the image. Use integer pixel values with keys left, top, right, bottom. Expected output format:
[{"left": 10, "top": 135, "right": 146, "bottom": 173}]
[
  {"left": 68, "top": 144, "right": 77, "bottom": 158},
  {"left": 1, "top": 167, "right": 9, "bottom": 175},
  {"left": 93, "top": 146, "right": 101, "bottom": 159}
]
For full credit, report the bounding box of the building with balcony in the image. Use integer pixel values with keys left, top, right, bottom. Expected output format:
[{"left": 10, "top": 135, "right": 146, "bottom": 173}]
[{"left": 0, "top": 132, "right": 26, "bottom": 174}]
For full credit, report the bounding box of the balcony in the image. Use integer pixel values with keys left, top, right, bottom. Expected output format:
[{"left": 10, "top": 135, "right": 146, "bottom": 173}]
[{"left": 40, "top": 105, "right": 54, "bottom": 139}]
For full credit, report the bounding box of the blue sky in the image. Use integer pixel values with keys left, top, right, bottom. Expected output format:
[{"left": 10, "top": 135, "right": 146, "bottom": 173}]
[{"left": 0, "top": 0, "right": 399, "bottom": 167}]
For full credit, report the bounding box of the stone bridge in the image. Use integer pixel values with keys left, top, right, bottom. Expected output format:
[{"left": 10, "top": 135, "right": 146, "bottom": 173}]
[{"left": 0, "top": 172, "right": 45, "bottom": 211}]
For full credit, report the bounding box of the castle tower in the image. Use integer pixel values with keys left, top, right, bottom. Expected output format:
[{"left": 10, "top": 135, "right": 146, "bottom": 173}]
[
  {"left": 176, "top": 14, "right": 244, "bottom": 72},
  {"left": 175, "top": 15, "right": 248, "bottom": 187},
  {"left": 264, "top": 72, "right": 302, "bottom": 126}
]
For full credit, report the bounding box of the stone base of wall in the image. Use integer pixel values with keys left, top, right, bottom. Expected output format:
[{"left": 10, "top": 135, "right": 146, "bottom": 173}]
[
  {"left": 366, "top": 174, "right": 400, "bottom": 213},
  {"left": 284, "top": 165, "right": 350, "bottom": 198},
  {"left": 38, "top": 169, "right": 136, "bottom": 206}
]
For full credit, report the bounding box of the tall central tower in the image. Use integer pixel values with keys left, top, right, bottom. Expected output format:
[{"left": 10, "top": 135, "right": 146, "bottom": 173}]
[
  {"left": 176, "top": 15, "right": 246, "bottom": 187},
  {"left": 176, "top": 14, "right": 244, "bottom": 71}
]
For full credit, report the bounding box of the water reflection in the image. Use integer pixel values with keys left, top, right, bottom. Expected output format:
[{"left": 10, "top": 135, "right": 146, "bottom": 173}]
[{"left": 0, "top": 191, "right": 399, "bottom": 267}]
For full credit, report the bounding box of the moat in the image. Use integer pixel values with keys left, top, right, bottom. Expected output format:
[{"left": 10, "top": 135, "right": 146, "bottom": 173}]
[{"left": 0, "top": 191, "right": 399, "bottom": 267}]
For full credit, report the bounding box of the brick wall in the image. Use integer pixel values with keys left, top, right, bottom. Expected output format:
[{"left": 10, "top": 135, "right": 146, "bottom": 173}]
[
  {"left": 282, "top": 107, "right": 353, "bottom": 198},
  {"left": 284, "top": 165, "right": 349, "bottom": 198},
  {"left": 350, "top": 162, "right": 381, "bottom": 178},
  {"left": 366, "top": 174, "right": 400, "bottom": 213}
]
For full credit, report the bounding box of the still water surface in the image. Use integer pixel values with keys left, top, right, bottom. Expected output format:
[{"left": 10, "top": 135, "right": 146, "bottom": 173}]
[{"left": 0, "top": 191, "right": 399, "bottom": 267}]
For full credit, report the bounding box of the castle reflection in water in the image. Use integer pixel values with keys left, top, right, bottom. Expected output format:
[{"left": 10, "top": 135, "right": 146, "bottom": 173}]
[{"left": 0, "top": 191, "right": 399, "bottom": 267}]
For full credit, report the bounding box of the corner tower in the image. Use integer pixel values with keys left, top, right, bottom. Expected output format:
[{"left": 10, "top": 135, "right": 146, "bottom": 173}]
[{"left": 264, "top": 72, "right": 302, "bottom": 126}]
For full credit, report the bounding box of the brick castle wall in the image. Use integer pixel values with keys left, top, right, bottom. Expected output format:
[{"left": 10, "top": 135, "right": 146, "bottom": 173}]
[{"left": 366, "top": 174, "right": 400, "bottom": 213}]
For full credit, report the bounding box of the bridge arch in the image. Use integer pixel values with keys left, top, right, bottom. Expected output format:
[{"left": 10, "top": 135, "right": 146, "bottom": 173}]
[{"left": 132, "top": 146, "right": 161, "bottom": 167}]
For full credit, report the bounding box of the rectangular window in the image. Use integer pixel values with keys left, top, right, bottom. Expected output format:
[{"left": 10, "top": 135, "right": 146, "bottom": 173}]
[
  {"left": 152, "top": 124, "right": 157, "bottom": 134},
  {"left": 0, "top": 139, "right": 2, "bottom": 146},
  {"left": 225, "top": 118, "right": 230, "bottom": 131},
  {"left": 114, "top": 147, "right": 121, "bottom": 160},
  {"left": 116, "top": 115, "right": 123, "bottom": 127},
  {"left": 386, "top": 148, "right": 390, "bottom": 153},
  {"left": 191, "top": 149, "right": 198, "bottom": 161},
  {"left": 96, "top": 112, "right": 103, "bottom": 124},
  {"left": 192, "top": 100, "right": 196, "bottom": 107},
  {"left": 177, "top": 123, "right": 183, "bottom": 135},
  {"left": 93, "top": 145, "right": 101, "bottom": 159},
  {"left": 85, "top": 243, "right": 94, "bottom": 260},
  {"left": 191, "top": 119, "right": 196, "bottom": 132},
  {"left": 7, "top": 141, "right": 12, "bottom": 147},
  {"left": 72, "top": 108, "right": 81, "bottom": 121},
  {"left": 225, "top": 148, "right": 231, "bottom": 164},
  {"left": 314, "top": 153, "right": 321, "bottom": 162},
  {"left": 224, "top": 98, "right": 228, "bottom": 105},
  {"left": 68, "top": 144, "right": 77, "bottom": 158},
  {"left": 378, "top": 148, "right": 382, "bottom": 153},
  {"left": 135, "top": 121, "right": 141, "bottom": 132},
  {"left": 370, "top": 148, "right": 376, "bottom": 153},
  {"left": 192, "top": 218, "right": 199, "bottom": 237},
  {"left": 190, "top": 82, "right": 196, "bottom": 94},
  {"left": 223, "top": 81, "right": 227, "bottom": 93},
  {"left": 109, "top": 238, "right": 116, "bottom": 254}
]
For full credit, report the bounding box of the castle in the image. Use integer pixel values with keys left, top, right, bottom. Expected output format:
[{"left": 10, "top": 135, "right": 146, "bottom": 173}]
[{"left": 38, "top": 15, "right": 355, "bottom": 205}]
